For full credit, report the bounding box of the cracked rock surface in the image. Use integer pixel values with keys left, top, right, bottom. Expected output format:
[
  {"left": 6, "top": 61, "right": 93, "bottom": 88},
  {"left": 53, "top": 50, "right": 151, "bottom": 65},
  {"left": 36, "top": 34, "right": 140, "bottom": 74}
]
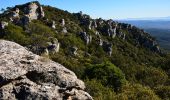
[{"left": 0, "top": 40, "right": 93, "bottom": 100}]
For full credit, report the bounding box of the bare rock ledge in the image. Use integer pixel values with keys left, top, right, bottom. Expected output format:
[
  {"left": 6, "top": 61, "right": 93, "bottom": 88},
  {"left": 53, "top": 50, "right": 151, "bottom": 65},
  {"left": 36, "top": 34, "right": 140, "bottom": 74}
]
[{"left": 0, "top": 40, "right": 93, "bottom": 100}]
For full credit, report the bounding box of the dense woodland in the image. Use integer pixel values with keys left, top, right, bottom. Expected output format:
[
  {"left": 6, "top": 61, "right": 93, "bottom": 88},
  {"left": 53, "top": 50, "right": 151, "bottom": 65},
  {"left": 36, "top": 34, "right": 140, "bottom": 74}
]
[{"left": 0, "top": 2, "right": 170, "bottom": 100}]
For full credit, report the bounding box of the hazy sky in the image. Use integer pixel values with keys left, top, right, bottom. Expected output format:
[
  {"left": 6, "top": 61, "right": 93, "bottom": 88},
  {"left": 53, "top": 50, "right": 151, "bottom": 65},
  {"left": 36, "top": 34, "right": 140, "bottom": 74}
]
[{"left": 1, "top": 0, "right": 170, "bottom": 19}]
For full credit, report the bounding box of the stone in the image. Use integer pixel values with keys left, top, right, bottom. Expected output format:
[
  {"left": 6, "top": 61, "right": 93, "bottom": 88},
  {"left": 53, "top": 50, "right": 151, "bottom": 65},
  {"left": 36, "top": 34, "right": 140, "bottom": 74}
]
[
  {"left": 99, "top": 38, "right": 103, "bottom": 46},
  {"left": 61, "top": 19, "right": 65, "bottom": 26},
  {"left": 9, "top": 8, "right": 20, "bottom": 23},
  {"left": 62, "top": 27, "right": 67, "bottom": 33},
  {"left": 88, "top": 20, "right": 92, "bottom": 30},
  {"left": 69, "top": 46, "right": 78, "bottom": 56},
  {"left": 112, "top": 27, "right": 117, "bottom": 38},
  {"left": 11, "top": 8, "right": 20, "bottom": 18},
  {"left": 0, "top": 40, "right": 93, "bottom": 100},
  {"left": 79, "top": 32, "right": 92, "bottom": 45},
  {"left": 41, "top": 48, "right": 49, "bottom": 57},
  {"left": 27, "top": 2, "right": 39, "bottom": 20},
  {"left": 20, "top": 2, "right": 45, "bottom": 25},
  {"left": 51, "top": 21, "right": 56, "bottom": 29},
  {"left": 40, "top": 6, "right": 45, "bottom": 18},
  {"left": 47, "top": 38, "right": 60, "bottom": 54},
  {"left": 0, "top": 21, "right": 8, "bottom": 29}
]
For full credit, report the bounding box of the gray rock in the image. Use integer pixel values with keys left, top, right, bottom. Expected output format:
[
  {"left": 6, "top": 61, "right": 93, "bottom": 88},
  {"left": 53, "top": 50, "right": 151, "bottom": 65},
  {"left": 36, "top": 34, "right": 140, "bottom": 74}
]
[
  {"left": 40, "top": 6, "right": 45, "bottom": 18},
  {"left": 0, "top": 21, "right": 8, "bottom": 29},
  {"left": 61, "top": 19, "right": 65, "bottom": 26},
  {"left": 27, "top": 2, "right": 39, "bottom": 20},
  {"left": 88, "top": 21, "right": 92, "bottom": 30},
  {"left": 52, "top": 21, "right": 56, "bottom": 29},
  {"left": 47, "top": 38, "right": 60, "bottom": 54},
  {"left": 62, "top": 27, "right": 67, "bottom": 33},
  {"left": 21, "top": 2, "right": 45, "bottom": 25},
  {"left": 79, "top": 32, "right": 92, "bottom": 45},
  {"left": 112, "top": 27, "right": 117, "bottom": 38},
  {"left": 0, "top": 40, "right": 93, "bottom": 100},
  {"left": 11, "top": 8, "right": 20, "bottom": 18},
  {"left": 69, "top": 46, "right": 78, "bottom": 56}
]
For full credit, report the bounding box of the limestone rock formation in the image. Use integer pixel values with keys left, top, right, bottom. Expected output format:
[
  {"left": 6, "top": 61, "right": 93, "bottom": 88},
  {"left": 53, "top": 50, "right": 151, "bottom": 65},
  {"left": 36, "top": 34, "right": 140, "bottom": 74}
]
[
  {"left": 47, "top": 38, "right": 60, "bottom": 54},
  {"left": 51, "top": 20, "right": 56, "bottom": 29},
  {"left": 0, "top": 40, "right": 93, "bottom": 100},
  {"left": 69, "top": 46, "right": 78, "bottom": 56},
  {"left": 79, "top": 32, "right": 92, "bottom": 45},
  {"left": 61, "top": 19, "right": 65, "bottom": 26},
  {"left": 0, "top": 21, "right": 8, "bottom": 29},
  {"left": 10, "top": 8, "right": 20, "bottom": 23}
]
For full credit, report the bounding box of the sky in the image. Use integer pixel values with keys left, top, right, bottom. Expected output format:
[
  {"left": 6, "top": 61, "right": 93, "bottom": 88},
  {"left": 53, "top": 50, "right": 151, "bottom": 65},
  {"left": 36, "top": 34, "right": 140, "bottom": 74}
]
[{"left": 1, "top": 0, "right": 170, "bottom": 19}]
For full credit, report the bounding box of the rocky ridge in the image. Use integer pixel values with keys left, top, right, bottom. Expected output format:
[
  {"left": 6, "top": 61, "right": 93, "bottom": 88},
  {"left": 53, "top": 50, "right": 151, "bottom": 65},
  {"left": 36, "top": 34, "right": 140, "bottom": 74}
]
[{"left": 0, "top": 40, "right": 93, "bottom": 100}]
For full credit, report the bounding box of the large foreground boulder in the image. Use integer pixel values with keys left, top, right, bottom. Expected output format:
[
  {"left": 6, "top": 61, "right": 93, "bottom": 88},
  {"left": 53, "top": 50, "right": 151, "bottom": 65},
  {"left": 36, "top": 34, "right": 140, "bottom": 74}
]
[{"left": 0, "top": 40, "right": 93, "bottom": 100}]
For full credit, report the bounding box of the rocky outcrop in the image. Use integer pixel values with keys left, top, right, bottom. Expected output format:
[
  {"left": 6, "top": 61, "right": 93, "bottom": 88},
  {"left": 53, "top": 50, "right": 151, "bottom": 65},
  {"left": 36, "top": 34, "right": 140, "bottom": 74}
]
[
  {"left": 10, "top": 8, "right": 20, "bottom": 23},
  {"left": 79, "top": 32, "right": 92, "bottom": 45},
  {"left": 69, "top": 46, "right": 78, "bottom": 56},
  {"left": 0, "top": 21, "right": 8, "bottom": 29},
  {"left": 0, "top": 40, "right": 93, "bottom": 100},
  {"left": 61, "top": 19, "right": 65, "bottom": 27},
  {"left": 47, "top": 38, "right": 60, "bottom": 54},
  {"left": 51, "top": 20, "right": 56, "bottom": 29},
  {"left": 8, "top": 2, "right": 45, "bottom": 26}
]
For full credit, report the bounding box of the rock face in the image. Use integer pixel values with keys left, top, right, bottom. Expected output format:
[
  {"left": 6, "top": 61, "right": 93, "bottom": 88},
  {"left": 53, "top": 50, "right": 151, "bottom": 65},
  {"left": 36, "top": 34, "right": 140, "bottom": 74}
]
[{"left": 0, "top": 40, "right": 93, "bottom": 100}]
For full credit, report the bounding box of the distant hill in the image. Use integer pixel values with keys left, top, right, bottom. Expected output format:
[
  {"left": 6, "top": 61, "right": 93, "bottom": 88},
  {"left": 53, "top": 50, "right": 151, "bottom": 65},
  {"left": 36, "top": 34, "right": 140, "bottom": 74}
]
[{"left": 120, "top": 19, "right": 170, "bottom": 51}]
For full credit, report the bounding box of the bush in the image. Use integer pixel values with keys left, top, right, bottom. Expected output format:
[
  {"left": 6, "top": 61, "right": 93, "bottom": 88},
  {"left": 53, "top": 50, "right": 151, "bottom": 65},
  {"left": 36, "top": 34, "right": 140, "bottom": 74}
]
[
  {"left": 3, "top": 23, "right": 30, "bottom": 45},
  {"left": 154, "top": 85, "right": 170, "bottom": 99},
  {"left": 136, "top": 66, "right": 168, "bottom": 88},
  {"left": 117, "top": 83, "right": 160, "bottom": 100},
  {"left": 85, "top": 62, "right": 126, "bottom": 91},
  {"left": 85, "top": 79, "right": 116, "bottom": 100}
]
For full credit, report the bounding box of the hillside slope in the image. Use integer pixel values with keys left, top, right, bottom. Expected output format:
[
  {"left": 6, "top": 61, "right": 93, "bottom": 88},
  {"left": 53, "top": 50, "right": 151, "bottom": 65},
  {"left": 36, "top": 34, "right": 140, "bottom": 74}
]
[{"left": 0, "top": 1, "right": 170, "bottom": 100}]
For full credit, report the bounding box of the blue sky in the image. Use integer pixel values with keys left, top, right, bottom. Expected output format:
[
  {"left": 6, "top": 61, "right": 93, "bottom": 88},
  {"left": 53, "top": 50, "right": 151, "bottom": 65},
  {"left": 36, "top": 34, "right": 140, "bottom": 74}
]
[{"left": 1, "top": 0, "right": 170, "bottom": 19}]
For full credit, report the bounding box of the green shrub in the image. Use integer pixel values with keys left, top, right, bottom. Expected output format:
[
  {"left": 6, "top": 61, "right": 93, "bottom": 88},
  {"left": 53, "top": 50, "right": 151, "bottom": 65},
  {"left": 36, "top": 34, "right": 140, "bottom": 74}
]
[
  {"left": 154, "top": 85, "right": 170, "bottom": 99},
  {"left": 3, "top": 23, "right": 30, "bottom": 45},
  {"left": 85, "top": 79, "right": 116, "bottom": 100},
  {"left": 117, "top": 83, "right": 160, "bottom": 100},
  {"left": 136, "top": 66, "right": 168, "bottom": 88},
  {"left": 85, "top": 62, "right": 126, "bottom": 91}
]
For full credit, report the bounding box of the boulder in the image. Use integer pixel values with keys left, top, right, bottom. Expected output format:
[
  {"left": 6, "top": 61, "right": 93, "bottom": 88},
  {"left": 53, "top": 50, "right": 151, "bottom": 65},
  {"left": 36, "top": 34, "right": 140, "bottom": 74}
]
[
  {"left": 69, "top": 46, "right": 78, "bottom": 56},
  {"left": 47, "top": 38, "right": 60, "bottom": 54},
  {"left": 40, "top": 6, "right": 45, "bottom": 18},
  {"left": 9, "top": 8, "right": 20, "bottom": 23},
  {"left": 0, "top": 40, "right": 93, "bottom": 100},
  {"left": 21, "top": 2, "right": 45, "bottom": 25},
  {"left": 88, "top": 20, "right": 92, "bottom": 30},
  {"left": 27, "top": 2, "right": 39, "bottom": 20},
  {"left": 79, "top": 32, "right": 92, "bottom": 45},
  {"left": 51, "top": 21, "right": 56, "bottom": 29},
  {"left": 0, "top": 21, "right": 8, "bottom": 29},
  {"left": 61, "top": 19, "right": 65, "bottom": 26},
  {"left": 62, "top": 27, "right": 68, "bottom": 33}
]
